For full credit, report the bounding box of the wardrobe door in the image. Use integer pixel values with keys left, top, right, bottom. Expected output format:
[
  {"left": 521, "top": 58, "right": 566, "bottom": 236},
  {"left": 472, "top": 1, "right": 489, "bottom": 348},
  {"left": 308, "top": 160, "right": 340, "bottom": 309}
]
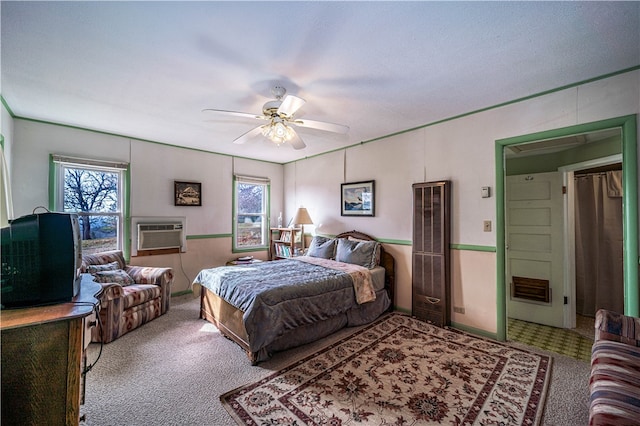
[{"left": 412, "top": 181, "right": 451, "bottom": 327}]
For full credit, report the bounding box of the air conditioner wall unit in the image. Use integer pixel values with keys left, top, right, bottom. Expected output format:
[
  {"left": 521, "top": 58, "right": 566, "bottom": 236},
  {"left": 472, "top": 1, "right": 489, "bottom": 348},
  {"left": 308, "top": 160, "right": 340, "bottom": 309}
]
[{"left": 137, "top": 223, "right": 183, "bottom": 251}]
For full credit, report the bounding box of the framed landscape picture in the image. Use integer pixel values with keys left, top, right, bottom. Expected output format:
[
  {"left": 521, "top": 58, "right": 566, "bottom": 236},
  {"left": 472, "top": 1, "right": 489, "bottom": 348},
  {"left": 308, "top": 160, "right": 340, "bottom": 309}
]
[
  {"left": 174, "top": 181, "right": 202, "bottom": 206},
  {"left": 341, "top": 180, "right": 375, "bottom": 216}
]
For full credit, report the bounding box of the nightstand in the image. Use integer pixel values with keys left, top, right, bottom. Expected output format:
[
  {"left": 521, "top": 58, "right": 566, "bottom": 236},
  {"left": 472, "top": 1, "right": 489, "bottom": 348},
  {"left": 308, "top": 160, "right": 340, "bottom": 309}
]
[{"left": 226, "top": 259, "right": 264, "bottom": 266}]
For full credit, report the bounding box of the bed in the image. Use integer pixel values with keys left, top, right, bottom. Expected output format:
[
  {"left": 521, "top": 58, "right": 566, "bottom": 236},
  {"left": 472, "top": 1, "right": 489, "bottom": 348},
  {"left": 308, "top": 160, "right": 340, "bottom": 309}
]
[{"left": 194, "top": 230, "right": 395, "bottom": 364}]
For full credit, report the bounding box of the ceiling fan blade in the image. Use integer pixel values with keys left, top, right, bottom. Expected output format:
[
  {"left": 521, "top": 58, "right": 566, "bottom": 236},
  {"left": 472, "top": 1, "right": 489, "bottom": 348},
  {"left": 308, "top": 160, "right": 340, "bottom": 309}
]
[
  {"left": 202, "top": 108, "right": 267, "bottom": 121},
  {"left": 288, "top": 128, "right": 306, "bottom": 150},
  {"left": 233, "top": 126, "right": 264, "bottom": 144},
  {"left": 292, "top": 118, "right": 349, "bottom": 134},
  {"left": 277, "top": 95, "right": 305, "bottom": 117}
]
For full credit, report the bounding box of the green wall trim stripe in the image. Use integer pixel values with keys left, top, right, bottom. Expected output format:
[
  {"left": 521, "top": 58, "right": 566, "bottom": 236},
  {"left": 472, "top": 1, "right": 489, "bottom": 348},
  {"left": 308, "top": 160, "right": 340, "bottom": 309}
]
[
  {"left": 123, "top": 166, "right": 131, "bottom": 259},
  {"left": 450, "top": 321, "right": 498, "bottom": 340},
  {"left": 317, "top": 235, "right": 496, "bottom": 252},
  {"left": 171, "top": 289, "right": 194, "bottom": 297},
  {"left": 233, "top": 248, "right": 269, "bottom": 254},
  {"left": 48, "top": 155, "right": 56, "bottom": 211},
  {"left": 317, "top": 234, "right": 413, "bottom": 246},
  {"left": 450, "top": 244, "right": 496, "bottom": 252},
  {"left": 495, "top": 140, "right": 507, "bottom": 342},
  {"left": 1, "top": 95, "right": 15, "bottom": 117},
  {"left": 387, "top": 315, "right": 498, "bottom": 340},
  {"left": 390, "top": 312, "right": 498, "bottom": 339},
  {"left": 186, "top": 233, "right": 232, "bottom": 240},
  {"left": 378, "top": 238, "right": 411, "bottom": 246},
  {"left": 621, "top": 116, "right": 639, "bottom": 315}
]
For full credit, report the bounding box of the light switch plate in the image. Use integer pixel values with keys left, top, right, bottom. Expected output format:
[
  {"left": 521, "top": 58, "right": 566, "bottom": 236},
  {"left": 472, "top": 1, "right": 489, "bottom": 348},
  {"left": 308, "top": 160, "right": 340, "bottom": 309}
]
[{"left": 481, "top": 186, "right": 491, "bottom": 198}]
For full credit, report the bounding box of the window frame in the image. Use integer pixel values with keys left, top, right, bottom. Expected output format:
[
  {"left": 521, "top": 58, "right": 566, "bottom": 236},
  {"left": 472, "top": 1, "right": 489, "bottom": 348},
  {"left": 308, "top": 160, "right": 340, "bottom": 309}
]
[
  {"left": 50, "top": 155, "right": 129, "bottom": 257},
  {"left": 233, "top": 175, "right": 270, "bottom": 252}
]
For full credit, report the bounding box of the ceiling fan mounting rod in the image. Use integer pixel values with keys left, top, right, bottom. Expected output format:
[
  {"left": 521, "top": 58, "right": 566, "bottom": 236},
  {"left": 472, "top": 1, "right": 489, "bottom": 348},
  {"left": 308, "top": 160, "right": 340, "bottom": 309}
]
[{"left": 271, "top": 85, "right": 286, "bottom": 100}]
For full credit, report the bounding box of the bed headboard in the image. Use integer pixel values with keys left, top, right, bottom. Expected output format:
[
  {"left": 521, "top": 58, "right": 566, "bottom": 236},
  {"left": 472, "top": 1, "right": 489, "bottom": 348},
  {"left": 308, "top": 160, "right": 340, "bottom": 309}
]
[{"left": 335, "top": 230, "right": 395, "bottom": 311}]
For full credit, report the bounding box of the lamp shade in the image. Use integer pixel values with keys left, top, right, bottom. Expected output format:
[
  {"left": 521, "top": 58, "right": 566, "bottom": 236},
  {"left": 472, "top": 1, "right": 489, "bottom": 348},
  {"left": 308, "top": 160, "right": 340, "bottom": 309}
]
[{"left": 292, "top": 207, "right": 313, "bottom": 225}]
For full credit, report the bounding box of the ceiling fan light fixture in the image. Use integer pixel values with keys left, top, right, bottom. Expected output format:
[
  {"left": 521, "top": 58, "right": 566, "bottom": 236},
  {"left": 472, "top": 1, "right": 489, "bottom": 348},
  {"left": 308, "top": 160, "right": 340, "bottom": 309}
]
[
  {"left": 204, "top": 85, "right": 344, "bottom": 150},
  {"left": 274, "top": 122, "right": 288, "bottom": 138},
  {"left": 262, "top": 120, "right": 295, "bottom": 145}
]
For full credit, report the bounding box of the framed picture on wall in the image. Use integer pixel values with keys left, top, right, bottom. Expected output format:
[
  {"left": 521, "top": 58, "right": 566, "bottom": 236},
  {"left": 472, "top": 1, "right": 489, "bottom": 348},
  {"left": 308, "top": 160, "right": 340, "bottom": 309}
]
[
  {"left": 174, "top": 181, "right": 202, "bottom": 206},
  {"left": 341, "top": 180, "right": 375, "bottom": 216}
]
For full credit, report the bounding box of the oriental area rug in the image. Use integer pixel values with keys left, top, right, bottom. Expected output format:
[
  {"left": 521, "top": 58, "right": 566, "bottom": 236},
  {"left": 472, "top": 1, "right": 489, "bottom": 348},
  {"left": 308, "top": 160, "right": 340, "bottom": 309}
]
[{"left": 221, "top": 313, "right": 552, "bottom": 425}]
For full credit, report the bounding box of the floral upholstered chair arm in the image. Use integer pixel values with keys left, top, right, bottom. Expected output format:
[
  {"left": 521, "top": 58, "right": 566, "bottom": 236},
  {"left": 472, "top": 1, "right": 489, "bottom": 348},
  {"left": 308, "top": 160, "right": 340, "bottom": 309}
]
[
  {"left": 125, "top": 266, "right": 173, "bottom": 286},
  {"left": 95, "top": 282, "right": 124, "bottom": 303},
  {"left": 125, "top": 266, "right": 173, "bottom": 314},
  {"left": 594, "top": 309, "right": 640, "bottom": 346}
]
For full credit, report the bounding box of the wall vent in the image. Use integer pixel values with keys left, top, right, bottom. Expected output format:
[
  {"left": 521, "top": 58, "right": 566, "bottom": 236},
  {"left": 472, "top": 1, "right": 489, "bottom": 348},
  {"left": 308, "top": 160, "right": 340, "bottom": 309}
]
[
  {"left": 512, "top": 276, "right": 550, "bottom": 303},
  {"left": 137, "top": 223, "right": 183, "bottom": 251}
]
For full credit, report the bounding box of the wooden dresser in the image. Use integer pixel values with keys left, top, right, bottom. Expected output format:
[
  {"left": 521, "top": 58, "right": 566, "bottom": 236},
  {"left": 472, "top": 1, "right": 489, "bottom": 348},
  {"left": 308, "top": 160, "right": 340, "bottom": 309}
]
[{"left": 1, "top": 274, "right": 101, "bottom": 425}]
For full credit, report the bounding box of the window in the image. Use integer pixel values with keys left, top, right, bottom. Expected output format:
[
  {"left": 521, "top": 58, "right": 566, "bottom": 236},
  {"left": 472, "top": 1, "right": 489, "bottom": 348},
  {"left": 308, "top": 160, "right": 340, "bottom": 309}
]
[
  {"left": 234, "top": 175, "right": 269, "bottom": 251},
  {"left": 53, "top": 156, "right": 127, "bottom": 255}
]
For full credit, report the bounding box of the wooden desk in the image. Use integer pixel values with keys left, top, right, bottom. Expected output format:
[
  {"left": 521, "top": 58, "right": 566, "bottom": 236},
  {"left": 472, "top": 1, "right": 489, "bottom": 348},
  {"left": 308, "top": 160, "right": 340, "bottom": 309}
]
[{"left": 1, "top": 274, "right": 101, "bottom": 425}]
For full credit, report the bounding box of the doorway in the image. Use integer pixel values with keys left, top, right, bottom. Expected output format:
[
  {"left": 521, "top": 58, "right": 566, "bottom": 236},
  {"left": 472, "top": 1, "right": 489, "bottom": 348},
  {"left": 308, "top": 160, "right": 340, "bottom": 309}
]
[{"left": 495, "top": 115, "right": 639, "bottom": 342}]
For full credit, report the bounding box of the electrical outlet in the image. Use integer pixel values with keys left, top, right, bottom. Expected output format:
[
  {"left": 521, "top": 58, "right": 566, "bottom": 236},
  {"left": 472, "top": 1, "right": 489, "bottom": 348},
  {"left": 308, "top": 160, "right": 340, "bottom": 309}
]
[
  {"left": 483, "top": 220, "right": 492, "bottom": 232},
  {"left": 453, "top": 306, "right": 465, "bottom": 314}
]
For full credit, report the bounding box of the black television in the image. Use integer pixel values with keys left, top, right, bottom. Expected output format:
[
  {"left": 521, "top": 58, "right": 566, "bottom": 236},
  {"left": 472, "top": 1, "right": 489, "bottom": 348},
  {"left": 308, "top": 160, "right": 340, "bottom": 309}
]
[{"left": 1, "top": 212, "right": 82, "bottom": 309}]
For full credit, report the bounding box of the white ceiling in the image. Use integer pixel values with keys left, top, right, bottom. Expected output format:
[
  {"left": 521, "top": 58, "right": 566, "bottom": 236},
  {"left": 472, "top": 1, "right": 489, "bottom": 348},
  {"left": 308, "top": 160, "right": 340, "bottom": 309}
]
[{"left": 2, "top": 1, "right": 639, "bottom": 164}]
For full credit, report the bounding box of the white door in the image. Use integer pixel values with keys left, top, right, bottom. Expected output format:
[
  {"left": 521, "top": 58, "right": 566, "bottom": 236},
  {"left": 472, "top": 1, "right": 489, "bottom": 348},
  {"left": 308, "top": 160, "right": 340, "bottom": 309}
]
[{"left": 506, "top": 171, "right": 565, "bottom": 328}]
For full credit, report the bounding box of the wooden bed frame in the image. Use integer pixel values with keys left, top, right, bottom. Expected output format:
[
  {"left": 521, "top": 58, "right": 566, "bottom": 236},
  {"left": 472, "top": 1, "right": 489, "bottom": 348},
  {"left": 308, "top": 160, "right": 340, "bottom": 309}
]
[{"left": 199, "top": 230, "right": 395, "bottom": 364}]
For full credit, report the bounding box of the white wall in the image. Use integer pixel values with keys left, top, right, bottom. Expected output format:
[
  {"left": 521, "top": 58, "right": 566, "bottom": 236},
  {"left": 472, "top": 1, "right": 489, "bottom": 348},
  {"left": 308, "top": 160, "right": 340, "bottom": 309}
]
[
  {"left": 130, "top": 141, "right": 233, "bottom": 236},
  {"left": 7, "top": 70, "right": 639, "bottom": 332},
  {"left": 10, "top": 120, "right": 284, "bottom": 292},
  {"left": 286, "top": 70, "right": 640, "bottom": 333},
  {"left": 11, "top": 121, "right": 132, "bottom": 216}
]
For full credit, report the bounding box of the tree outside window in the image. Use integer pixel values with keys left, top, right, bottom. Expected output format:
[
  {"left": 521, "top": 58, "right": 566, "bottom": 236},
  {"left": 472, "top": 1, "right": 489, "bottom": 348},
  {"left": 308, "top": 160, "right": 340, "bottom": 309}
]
[
  {"left": 234, "top": 178, "right": 268, "bottom": 250},
  {"left": 56, "top": 159, "right": 125, "bottom": 255}
]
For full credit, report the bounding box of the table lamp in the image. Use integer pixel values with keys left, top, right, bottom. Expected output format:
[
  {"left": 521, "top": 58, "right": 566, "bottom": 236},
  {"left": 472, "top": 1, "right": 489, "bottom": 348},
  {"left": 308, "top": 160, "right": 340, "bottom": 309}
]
[{"left": 292, "top": 207, "right": 313, "bottom": 252}]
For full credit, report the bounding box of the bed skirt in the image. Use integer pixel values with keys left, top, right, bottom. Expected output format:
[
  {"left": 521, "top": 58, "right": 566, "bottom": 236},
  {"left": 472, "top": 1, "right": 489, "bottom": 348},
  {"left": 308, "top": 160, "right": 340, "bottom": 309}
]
[{"left": 200, "top": 285, "right": 390, "bottom": 364}]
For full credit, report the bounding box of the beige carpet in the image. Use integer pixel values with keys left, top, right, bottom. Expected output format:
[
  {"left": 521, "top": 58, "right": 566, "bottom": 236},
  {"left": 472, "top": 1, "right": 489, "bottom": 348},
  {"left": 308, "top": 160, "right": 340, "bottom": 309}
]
[{"left": 82, "top": 294, "right": 590, "bottom": 425}]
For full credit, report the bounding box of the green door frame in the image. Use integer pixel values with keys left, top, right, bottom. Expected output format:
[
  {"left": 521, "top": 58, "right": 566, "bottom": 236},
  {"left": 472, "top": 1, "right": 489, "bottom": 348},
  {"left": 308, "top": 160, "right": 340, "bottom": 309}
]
[{"left": 495, "top": 115, "right": 638, "bottom": 341}]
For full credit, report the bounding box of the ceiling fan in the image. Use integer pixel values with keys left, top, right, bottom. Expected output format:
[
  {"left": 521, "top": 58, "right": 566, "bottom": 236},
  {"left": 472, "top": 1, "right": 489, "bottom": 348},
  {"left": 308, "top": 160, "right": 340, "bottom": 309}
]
[{"left": 203, "top": 86, "right": 349, "bottom": 150}]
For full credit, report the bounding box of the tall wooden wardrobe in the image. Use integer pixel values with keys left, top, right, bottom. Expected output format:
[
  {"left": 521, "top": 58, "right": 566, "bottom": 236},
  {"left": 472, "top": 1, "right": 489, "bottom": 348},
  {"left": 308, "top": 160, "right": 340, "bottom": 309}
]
[{"left": 412, "top": 181, "right": 451, "bottom": 327}]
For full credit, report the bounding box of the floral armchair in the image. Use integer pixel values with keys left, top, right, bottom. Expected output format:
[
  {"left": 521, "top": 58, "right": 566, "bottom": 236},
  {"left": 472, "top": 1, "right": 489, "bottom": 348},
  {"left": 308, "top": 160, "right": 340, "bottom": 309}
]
[{"left": 81, "top": 250, "right": 173, "bottom": 343}]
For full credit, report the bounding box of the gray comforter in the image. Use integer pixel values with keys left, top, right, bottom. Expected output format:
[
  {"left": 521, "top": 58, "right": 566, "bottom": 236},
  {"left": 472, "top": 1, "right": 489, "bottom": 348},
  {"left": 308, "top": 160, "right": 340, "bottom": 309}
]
[{"left": 193, "top": 257, "right": 386, "bottom": 354}]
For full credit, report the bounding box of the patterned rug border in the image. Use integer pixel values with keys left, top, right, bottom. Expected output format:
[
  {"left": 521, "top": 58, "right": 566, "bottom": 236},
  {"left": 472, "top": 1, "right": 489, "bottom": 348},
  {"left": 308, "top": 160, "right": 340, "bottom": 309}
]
[{"left": 221, "top": 312, "right": 553, "bottom": 425}]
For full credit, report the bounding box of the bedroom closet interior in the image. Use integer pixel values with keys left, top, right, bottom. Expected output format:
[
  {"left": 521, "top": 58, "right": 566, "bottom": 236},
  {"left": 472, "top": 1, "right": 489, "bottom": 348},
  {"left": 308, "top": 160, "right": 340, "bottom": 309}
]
[{"left": 574, "top": 164, "right": 624, "bottom": 318}]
